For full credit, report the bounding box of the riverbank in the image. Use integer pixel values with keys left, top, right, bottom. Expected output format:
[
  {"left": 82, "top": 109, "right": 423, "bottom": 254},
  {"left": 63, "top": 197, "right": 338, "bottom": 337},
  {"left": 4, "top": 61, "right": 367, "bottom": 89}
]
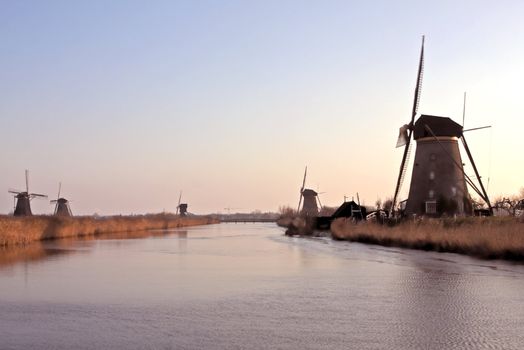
[
  {"left": 0, "top": 214, "right": 218, "bottom": 247},
  {"left": 331, "top": 216, "right": 524, "bottom": 261},
  {"left": 277, "top": 216, "right": 317, "bottom": 236}
]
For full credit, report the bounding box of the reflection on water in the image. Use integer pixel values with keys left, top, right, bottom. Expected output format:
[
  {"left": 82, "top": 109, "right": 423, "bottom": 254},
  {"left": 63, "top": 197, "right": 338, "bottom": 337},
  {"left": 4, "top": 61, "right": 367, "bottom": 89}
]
[
  {"left": 0, "top": 229, "right": 189, "bottom": 269},
  {"left": 1, "top": 223, "right": 524, "bottom": 350},
  {"left": 0, "top": 243, "right": 73, "bottom": 269}
]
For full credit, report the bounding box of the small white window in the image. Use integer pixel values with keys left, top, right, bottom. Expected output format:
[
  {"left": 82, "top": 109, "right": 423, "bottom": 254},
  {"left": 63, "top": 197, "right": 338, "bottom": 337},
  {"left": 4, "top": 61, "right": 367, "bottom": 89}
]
[
  {"left": 429, "top": 171, "right": 435, "bottom": 180},
  {"left": 451, "top": 187, "right": 457, "bottom": 196},
  {"left": 429, "top": 190, "right": 435, "bottom": 199},
  {"left": 425, "top": 201, "right": 437, "bottom": 214}
]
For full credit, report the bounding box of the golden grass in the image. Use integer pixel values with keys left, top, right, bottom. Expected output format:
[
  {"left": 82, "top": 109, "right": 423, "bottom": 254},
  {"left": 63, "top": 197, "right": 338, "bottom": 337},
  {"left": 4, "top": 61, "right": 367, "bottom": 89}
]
[
  {"left": 331, "top": 216, "right": 524, "bottom": 260},
  {"left": 0, "top": 214, "right": 218, "bottom": 247}
]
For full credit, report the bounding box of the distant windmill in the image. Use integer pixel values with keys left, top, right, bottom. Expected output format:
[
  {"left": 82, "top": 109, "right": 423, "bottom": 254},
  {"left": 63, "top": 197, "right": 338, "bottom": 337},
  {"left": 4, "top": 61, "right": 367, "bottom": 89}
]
[
  {"left": 8, "top": 170, "right": 47, "bottom": 216},
  {"left": 176, "top": 191, "right": 188, "bottom": 216},
  {"left": 50, "top": 182, "right": 73, "bottom": 217},
  {"left": 390, "top": 36, "right": 492, "bottom": 217},
  {"left": 297, "top": 166, "right": 321, "bottom": 216}
]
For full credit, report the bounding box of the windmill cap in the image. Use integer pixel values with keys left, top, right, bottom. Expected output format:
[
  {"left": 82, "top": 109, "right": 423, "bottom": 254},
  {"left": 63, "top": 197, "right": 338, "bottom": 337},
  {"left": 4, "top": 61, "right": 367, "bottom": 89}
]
[
  {"left": 414, "top": 115, "right": 463, "bottom": 140},
  {"left": 302, "top": 189, "right": 318, "bottom": 196}
]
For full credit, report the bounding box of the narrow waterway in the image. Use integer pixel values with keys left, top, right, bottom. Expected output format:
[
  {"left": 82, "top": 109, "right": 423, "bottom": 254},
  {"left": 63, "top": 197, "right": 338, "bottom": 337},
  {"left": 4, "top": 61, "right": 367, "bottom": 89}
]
[{"left": 1, "top": 223, "right": 523, "bottom": 349}]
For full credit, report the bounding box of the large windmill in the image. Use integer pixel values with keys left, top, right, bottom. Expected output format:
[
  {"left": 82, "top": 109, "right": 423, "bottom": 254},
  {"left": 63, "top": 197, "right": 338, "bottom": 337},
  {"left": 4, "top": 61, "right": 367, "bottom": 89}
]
[
  {"left": 390, "top": 36, "right": 492, "bottom": 217},
  {"left": 50, "top": 182, "right": 73, "bottom": 217},
  {"left": 297, "top": 166, "right": 322, "bottom": 217},
  {"left": 8, "top": 170, "right": 47, "bottom": 216},
  {"left": 176, "top": 191, "right": 188, "bottom": 216}
]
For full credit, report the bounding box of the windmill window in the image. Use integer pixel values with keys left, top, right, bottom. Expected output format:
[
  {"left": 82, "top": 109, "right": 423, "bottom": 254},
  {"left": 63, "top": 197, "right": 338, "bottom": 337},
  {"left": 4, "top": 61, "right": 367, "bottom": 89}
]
[
  {"left": 430, "top": 154, "right": 437, "bottom": 161},
  {"left": 429, "top": 190, "right": 435, "bottom": 199},
  {"left": 451, "top": 187, "right": 457, "bottom": 196},
  {"left": 425, "top": 201, "right": 437, "bottom": 214},
  {"left": 429, "top": 171, "right": 435, "bottom": 180}
]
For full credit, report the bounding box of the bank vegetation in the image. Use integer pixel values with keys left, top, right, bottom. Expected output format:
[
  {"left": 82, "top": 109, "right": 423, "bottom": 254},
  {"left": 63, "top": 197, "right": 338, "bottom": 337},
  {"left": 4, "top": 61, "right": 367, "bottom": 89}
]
[
  {"left": 0, "top": 214, "right": 218, "bottom": 247},
  {"left": 331, "top": 216, "right": 524, "bottom": 261}
]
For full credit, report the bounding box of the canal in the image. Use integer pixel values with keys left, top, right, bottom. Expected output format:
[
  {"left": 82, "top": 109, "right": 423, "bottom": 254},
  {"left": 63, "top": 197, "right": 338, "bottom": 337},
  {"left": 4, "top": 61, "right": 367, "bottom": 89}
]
[{"left": 1, "top": 223, "right": 523, "bottom": 349}]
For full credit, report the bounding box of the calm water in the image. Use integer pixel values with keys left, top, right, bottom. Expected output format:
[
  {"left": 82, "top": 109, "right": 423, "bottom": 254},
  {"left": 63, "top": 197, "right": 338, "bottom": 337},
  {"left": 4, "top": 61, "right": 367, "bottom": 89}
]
[{"left": 1, "top": 223, "right": 524, "bottom": 349}]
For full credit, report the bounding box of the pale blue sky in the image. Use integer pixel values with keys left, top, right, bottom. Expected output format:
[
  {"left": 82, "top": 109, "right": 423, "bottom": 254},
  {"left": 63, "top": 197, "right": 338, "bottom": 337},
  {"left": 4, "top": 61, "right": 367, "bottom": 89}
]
[{"left": 1, "top": 1, "right": 523, "bottom": 214}]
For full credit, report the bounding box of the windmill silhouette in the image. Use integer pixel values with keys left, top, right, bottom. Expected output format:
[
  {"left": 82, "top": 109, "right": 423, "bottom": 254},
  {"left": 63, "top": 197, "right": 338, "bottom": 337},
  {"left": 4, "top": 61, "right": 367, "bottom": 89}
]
[
  {"left": 50, "top": 182, "right": 73, "bottom": 217},
  {"left": 297, "top": 166, "right": 322, "bottom": 217},
  {"left": 8, "top": 170, "right": 47, "bottom": 216},
  {"left": 176, "top": 191, "right": 188, "bottom": 216},
  {"left": 390, "top": 36, "right": 492, "bottom": 217}
]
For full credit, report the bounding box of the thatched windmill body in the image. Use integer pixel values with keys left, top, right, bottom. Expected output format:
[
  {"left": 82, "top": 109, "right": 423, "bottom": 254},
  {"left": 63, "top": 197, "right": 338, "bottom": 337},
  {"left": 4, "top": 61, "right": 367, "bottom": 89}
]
[
  {"left": 391, "top": 37, "right": 492, "bottom": 217},
  {"left": 297, "top": 167, "right": 322, "bottom": 216},
  {"left": 8, "top": 170, "right": 47, "bottom": 216},
  {"left": 50, "top": 182, "right": 73, "bottom": 217}
]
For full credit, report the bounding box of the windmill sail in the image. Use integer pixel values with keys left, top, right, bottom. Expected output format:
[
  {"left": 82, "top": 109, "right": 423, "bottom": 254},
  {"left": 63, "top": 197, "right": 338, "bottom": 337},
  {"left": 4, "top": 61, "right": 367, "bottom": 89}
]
[
  {"left": 390, "top": 36, "right": 425, "bottom": 216},
  {"left": 25, "top": 170, "right": 29, "bottom": 193},
  {"left": 461, "top": 135, "right": 493, "bottom": 213},
  {"left": 9, "top": 170, "right": 47, "bottom": 216},
  {"left": 297, "top": 166, "right": 307, "bottom": 213},
  {"left": 176, "top": 191, "right": 182, "bottom": 215},
  {"left": 50, "top": 182, "right": 72, "bottom": 216},
  {"left": 396, "top": 124, "right": 410, "bottom": 148}
]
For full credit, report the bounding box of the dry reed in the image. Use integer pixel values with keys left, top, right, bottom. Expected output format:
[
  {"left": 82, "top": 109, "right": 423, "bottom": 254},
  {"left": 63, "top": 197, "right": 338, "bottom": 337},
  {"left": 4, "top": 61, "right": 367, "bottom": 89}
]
[
  {"left": 331, "top": 216, "right": 524, "bottom": 260},
  {"left": 0, "top": 214, "right": 218, "bottom": 247}
]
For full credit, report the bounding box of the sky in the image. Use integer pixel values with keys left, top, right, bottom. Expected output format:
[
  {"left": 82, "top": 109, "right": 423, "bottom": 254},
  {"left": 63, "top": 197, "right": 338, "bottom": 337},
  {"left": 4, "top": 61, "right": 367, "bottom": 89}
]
[{"left": 1, "top": 0, "right": 523, "bottom": 215}]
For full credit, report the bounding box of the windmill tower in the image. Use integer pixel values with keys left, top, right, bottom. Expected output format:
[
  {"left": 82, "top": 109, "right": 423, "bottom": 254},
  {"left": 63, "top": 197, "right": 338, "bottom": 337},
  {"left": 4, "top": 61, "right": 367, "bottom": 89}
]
[
  {"left": 50, "top": 182, "right": 73, "bottom": 217},
  {"left": 178, "top": 204, "right": 188, "bottom": 216},
  {"left": 176, "top": 191, "right": 188, "bottom": 216},
  {"left": 391, "top": 36, "right": 492, "bottom": 217},
  {"left": 297, "top": 166, "right": 322, "bottom": 217},
  {"left": 8, "top": 170, "right": 47, "bottom": 216}
]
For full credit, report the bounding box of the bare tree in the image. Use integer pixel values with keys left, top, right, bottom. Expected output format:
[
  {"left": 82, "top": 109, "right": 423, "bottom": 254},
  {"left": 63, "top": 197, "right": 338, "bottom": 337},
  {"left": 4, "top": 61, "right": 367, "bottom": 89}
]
[
  {"left": 470, "top": 196, "right": 485, "bottom": 210},
  {"left": 278, "top": 205, "right": 296, "bottom": 218},
  {"left": 319, "top": 206, "right": 336, "bottom": 216},
  {"left": 383, "top": 198, "right": 393, "bottom": 212},
  {"left": 493, "top": 189, "right": 523, "bottom": 216}
]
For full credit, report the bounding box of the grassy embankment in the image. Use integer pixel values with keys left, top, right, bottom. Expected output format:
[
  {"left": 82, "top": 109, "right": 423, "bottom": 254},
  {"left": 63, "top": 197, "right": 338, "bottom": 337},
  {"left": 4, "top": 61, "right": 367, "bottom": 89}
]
[
  {"left": 331, "top": 216, "right": 524, "bottom": 260},
  {"left": 0, "top": 214, "right": 218, "bottom": 247},
  {"left": 277, "top": 216, "right": 317, "bottom": 236}
]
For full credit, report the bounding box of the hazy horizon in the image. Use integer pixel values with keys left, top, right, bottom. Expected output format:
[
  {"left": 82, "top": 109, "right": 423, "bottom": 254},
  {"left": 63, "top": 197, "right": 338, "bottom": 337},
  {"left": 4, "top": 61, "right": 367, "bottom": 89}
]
[{"left": 1, "top": 1, "right": 523, "bottom": 215}]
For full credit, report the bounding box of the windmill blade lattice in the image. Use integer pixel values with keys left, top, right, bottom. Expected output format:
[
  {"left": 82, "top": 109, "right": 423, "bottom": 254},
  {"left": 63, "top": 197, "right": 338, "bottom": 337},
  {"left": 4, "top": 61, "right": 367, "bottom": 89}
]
[
  {"left": 176, "top": 191, "right": 182, "bottom": 215},
  {"left": 25, "top": 170, "right": 29, "bottom": 193},
  {"left": 390, "top": 36, "right": 424, "bottom": 217},
  {"left": 297, "top": 166, "right": 307, "bottom": 213}
]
